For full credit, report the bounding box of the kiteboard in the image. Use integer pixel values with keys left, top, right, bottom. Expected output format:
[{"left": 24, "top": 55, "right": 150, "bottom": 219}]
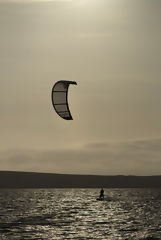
[{"left": 96, "top": 198, "right": 104, "bottom": 201}]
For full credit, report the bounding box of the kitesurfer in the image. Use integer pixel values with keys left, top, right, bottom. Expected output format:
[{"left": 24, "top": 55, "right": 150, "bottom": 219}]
[{"left": 99, "top": 188, "right": 104, "bottom": 200}]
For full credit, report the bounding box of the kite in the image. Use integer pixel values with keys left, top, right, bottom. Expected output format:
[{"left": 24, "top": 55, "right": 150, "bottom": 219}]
[{"left": 51, "top": 80, "right": 77, "bottom": 120}]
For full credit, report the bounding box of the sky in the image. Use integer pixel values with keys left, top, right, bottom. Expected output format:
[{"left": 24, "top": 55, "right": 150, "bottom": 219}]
[{"left": 0, "top": 0, "right": 161, "bottom": 175}]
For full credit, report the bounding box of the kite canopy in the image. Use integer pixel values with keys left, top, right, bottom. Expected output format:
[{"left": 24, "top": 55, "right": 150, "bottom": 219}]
[{"left": 51, "top": 80, "right": 77, "bottom": 120}]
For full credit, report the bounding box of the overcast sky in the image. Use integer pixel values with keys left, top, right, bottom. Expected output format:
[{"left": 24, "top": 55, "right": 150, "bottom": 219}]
[{"left": 0, "top": 0, "right": 161, "bottom": 175}]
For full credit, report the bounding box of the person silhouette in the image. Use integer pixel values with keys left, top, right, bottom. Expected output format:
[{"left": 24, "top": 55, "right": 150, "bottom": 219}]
[{"left": 100, "top": 188, "right": 104, "bottom": 200}]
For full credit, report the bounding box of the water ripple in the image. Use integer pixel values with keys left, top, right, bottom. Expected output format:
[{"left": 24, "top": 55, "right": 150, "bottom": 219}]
[{"left": 0, "top": 188, "right": 160, "bottom": 239}]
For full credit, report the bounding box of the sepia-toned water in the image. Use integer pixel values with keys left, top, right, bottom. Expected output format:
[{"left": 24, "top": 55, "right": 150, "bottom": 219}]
[{"left": 0, "top": 189, "right": 161, "bottom": 240}]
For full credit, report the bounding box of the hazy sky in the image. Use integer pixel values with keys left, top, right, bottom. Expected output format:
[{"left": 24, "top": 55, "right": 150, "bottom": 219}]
[{"left": 0, "top": 0, "right": 161, "bottom": 175}]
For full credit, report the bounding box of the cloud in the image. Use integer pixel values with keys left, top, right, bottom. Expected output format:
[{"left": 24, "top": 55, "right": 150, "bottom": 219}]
[{"left": 0, "top": 138, "right": 161, "bottom": 175}]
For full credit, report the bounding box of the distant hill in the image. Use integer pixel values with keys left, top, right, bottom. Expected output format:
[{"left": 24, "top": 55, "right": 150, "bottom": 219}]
[{"left": 0, "top": 171, "right": 161, "bottom": 188}]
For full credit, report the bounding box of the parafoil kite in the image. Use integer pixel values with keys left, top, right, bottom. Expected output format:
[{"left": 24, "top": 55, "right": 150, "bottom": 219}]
[{"left": 51, "top": 80, "right": 77, "bottom": 120}]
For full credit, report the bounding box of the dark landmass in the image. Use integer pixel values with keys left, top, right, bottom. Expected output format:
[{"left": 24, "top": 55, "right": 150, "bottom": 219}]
[{"left": 0, "top": 171, "right": 161, "bottom": 188}]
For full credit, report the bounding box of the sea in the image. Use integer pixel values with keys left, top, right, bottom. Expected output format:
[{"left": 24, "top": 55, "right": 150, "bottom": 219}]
[{"left": 0, "top": 188, "right": 161, "bottom": 240}]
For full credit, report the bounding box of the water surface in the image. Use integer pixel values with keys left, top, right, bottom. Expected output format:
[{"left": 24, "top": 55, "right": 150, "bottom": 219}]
[{"left": 0, "top": 188, "right": 161, "bottom": 239}]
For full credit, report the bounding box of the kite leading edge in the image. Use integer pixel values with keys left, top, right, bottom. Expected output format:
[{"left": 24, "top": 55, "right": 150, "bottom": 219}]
[{"left": 51, "top": 80, "right": 77, "bottom": 120}]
